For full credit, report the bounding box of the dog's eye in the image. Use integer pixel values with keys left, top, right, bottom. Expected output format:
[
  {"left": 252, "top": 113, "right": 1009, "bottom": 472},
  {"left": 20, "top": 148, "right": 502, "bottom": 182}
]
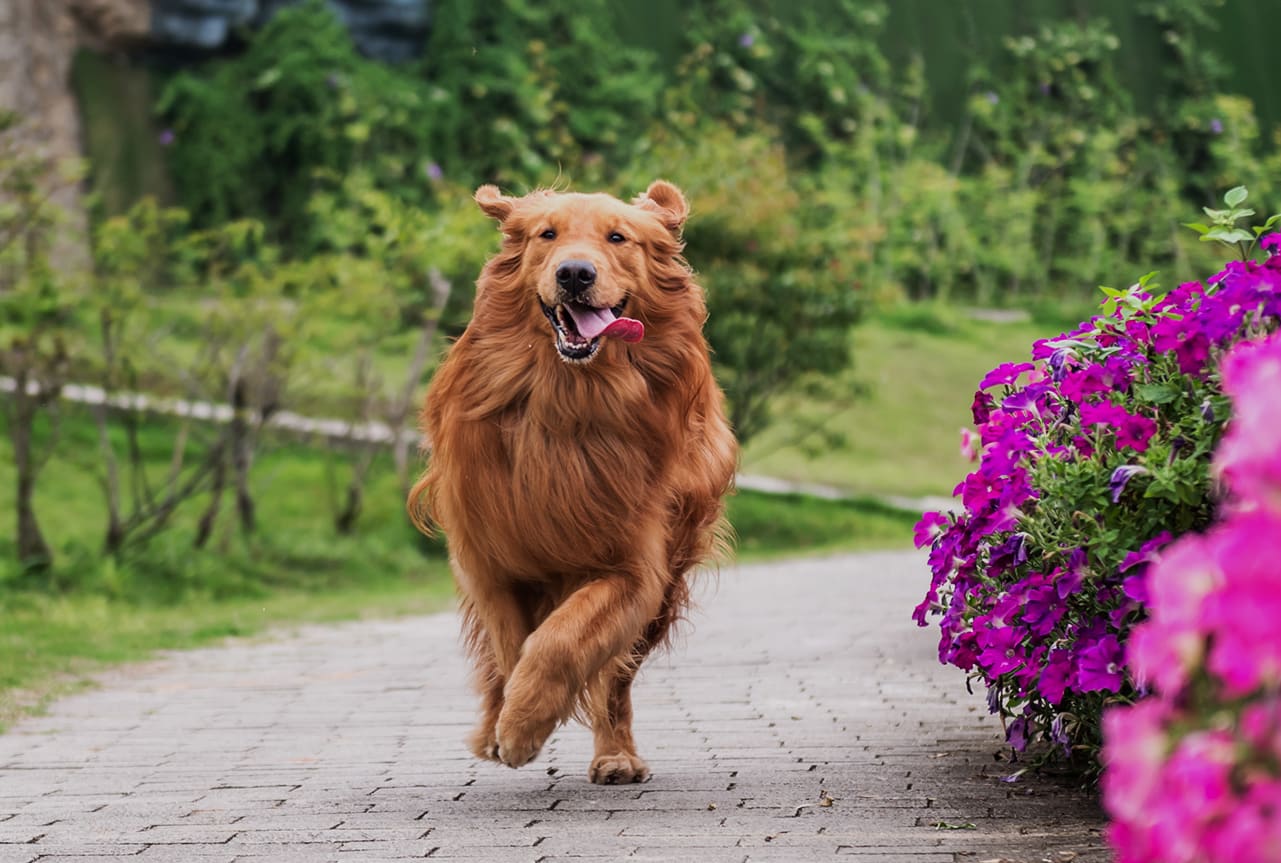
[
  {"left": 607, "top": 232, "right": 626, "bottom": 244},
  {"left": 540, "top": 229, "right": 557, "bottom": 240}
]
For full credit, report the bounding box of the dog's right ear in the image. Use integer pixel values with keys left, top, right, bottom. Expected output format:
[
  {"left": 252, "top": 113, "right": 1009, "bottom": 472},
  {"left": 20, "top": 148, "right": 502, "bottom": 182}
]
[{"left": 474, "top": 185, "right": 515, "bottom": 223}]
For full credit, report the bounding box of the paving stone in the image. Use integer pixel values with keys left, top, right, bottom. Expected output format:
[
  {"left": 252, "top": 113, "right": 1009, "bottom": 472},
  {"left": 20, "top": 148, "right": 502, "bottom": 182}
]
[{"left": 0, "top": 552, "right": 1108, "bottom": 861}]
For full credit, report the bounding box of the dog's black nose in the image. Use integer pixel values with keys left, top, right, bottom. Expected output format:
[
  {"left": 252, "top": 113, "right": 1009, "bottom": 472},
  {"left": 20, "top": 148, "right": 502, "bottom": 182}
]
[{"left": 555, "top": 260, "right": 597, "bottom": 296}]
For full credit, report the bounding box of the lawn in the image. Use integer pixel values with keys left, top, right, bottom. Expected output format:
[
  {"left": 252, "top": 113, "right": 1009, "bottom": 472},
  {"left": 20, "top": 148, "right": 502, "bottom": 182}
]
[{"left": 741, "top": 303, "right": 1087, "bottom": 499}]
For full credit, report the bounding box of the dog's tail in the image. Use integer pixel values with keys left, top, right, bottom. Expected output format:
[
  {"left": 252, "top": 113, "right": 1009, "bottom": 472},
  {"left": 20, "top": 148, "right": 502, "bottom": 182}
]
[{"left": 406, "top": 467, "right": 436, "bottom": 537}]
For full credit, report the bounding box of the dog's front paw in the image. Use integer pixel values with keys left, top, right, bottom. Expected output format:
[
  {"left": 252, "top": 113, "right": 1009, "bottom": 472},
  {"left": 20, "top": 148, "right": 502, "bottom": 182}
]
[
  {"left": 589, "top": 752, "right": 650, "bottom": 785},
  {"left": 468, "top": 724, "right": 501, "bottom": 762},
  {"left": 494, "top": 712, "right": 555, "bottom": 769}
]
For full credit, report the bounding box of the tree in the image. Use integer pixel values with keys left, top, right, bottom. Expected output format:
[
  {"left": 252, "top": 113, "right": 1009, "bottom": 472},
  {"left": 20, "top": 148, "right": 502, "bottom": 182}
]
[{"left": 0, "top": 110, "right": 81, "bottom": 570}]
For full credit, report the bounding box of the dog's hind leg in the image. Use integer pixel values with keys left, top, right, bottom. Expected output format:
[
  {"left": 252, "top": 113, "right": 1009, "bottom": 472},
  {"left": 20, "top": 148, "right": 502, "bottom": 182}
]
[
  {"left": 586, "top": 660, "right": 649, "bottom": 784},
  {"left": 495, "top": 547, "right": 667, "bottom": 770},
  {"left": 459, "top": 584, "right": 535, "bottom": 763},
  {"left": 586, "top": 576, "right": 686, "bottom": 784}
]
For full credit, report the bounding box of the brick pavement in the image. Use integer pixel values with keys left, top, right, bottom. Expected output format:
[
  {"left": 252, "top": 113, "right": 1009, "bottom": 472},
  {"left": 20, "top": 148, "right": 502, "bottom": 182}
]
[{"left": 0, "top": 551, "right": 1108, "bottom": 862}]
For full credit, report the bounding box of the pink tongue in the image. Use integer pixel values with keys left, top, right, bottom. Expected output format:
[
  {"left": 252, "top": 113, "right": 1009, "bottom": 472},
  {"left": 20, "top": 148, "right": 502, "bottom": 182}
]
[
  {"left": 565, "top": 303, "right": 644, "bottom": 343},
  {"left": 602, "top": 317, "right": 644, "bottom": 343}
]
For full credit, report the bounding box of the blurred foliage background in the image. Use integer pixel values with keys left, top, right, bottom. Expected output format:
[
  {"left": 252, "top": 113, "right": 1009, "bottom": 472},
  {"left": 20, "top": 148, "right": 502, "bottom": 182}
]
[{"left": 1, "top": 0, "right": 1280, "bottom": 675}]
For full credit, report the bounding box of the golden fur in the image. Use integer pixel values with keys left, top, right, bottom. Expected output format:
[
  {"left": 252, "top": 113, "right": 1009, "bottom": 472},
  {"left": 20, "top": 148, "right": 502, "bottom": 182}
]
[{"left": 408, "top": 180, "right": 737, "bottom": 784}]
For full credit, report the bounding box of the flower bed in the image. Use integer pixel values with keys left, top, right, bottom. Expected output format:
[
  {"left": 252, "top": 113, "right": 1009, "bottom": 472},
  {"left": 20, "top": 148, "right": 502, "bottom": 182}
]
[
  {"left": 1102, "top": 330, "right": 1281, "bottom": 862},
  {"left": 914, "top": 208, "right": 1281, "bottom": 767}
]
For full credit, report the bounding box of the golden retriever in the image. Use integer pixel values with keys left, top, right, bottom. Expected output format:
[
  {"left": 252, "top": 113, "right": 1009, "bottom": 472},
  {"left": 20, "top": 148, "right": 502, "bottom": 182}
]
[{"left": 409, "top": 180, "right": 736, "bottom": 784}]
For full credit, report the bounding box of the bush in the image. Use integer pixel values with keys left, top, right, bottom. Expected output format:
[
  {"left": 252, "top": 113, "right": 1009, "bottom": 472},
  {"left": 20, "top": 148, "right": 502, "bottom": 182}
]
[
  {"left": 423, "top": 0, "right": 662, "bottom": 188},
  {"left": 914, "top": 195, "right": 1281, "bottom": 772},
  {"left": 1102, "top": 310, "right": 1281, "bottom": 863},
  {"left": 157, "top": 0, "right": 431, "bottom": 238},
  {"left": 621, "top": 124, "right": 863, "bottom": 442}
]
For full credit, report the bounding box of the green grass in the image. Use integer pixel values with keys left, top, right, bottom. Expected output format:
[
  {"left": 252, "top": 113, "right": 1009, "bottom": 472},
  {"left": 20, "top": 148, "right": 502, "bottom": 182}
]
[
  {"left": 728, "top": 489, "right": 918, "bottom": 560},
  {"left": 741, "top": 303, "right": 1088, "bottom": 499},
  {"left": 0, "top": 575, "right": 452, "bottom": 730}
]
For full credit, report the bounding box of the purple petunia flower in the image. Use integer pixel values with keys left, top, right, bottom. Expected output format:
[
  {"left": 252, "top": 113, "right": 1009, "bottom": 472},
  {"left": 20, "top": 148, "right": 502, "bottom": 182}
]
[
  {"left": 989, "top": 533, "right": 1029, "bottom": 571},
  {"left": 1075, "top": 633, "right": 1126, "bottom": 692},
  {"left": 1210, "top": 117, "right": 1224, "bottom": 134},
  {"left": 1048, "top": 347, "right": 1074, "bottom": 381},
  {"left": 1039, "top": 649, "right": 1073, "bottom": 704},
  {"left": 1007, "top": 716, "right": 1030, "bottom": 751},
  {"left": 971, "top": 390, "right": 995, "bottom": 425},
  {"left": 1262, "top": 232, "right": 1281, "bottom": 255},
  {"left": 1109, "top": 465, "right": 1148, "bottom": 503},
  {"left": 425, "top": 162, "right": 444, "bottom": 181},
  {"left": 977, "top": 626, "right": 1026, "bottom": 676},
  {"left": 738, "top": 32, "right": 754, "bottom": 48}
]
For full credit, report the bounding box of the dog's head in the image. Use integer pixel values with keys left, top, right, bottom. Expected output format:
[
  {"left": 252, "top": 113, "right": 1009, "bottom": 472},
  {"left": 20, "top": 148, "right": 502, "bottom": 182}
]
[{"left": 473, "top": 181, "right": 691, "bottom": 364}]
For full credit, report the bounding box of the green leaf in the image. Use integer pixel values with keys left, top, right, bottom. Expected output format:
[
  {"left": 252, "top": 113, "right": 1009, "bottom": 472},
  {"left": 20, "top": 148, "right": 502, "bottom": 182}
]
[
  {"left": 1224, "top": 186, "right": 1248, "bottom": 207},
  {"left": 1202, "top": 227, "right": 1255, "bottom": 245},
  {"left": 1134, "top": 383, "right": 1179, "bottom": 404},
  {"left": 253, "top": 67, "right": 282, "bottom": 89},
  {"left": 1183, "top": 222, "right": 1210, "bottom": 235},
  {"left": 1203, "top": 207, "right": 1231, "bottom": 221}
]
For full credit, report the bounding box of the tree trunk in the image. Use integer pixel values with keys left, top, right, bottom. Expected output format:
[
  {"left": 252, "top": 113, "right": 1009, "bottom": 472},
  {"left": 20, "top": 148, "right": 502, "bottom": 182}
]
[
  {"left": 10, "top": 376, "right": 52, "bottom": 568},
  {"left": 194, "top": 448, "right": 226, "bottom": 550}
]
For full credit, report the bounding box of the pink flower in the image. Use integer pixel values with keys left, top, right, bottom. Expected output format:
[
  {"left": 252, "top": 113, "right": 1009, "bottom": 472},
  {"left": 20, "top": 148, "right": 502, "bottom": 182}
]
[
  {"left": 1127, "top": 532, "right": 1219, "bottom": 694},
  {"left": 1102, "top": 701, "right": 1174, "bottom": 859},
  {"left": 1200, "top": 511, "right": 1281, "bottom": 696},
  {"left": 959, "top": 427, "right": 978, "bottom": 461},
  {"left": 1216, "top": 333, "right": 1281, "bottom": 512}
]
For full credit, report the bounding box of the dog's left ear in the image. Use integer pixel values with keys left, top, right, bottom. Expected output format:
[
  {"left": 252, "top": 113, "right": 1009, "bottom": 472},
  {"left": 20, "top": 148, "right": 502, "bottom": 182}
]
[
  {"left": 633, "top": 179, "right": 688, "bottom": 235},
  {"left": 475, "top": 184, "right": 516, "bottom": 223}
]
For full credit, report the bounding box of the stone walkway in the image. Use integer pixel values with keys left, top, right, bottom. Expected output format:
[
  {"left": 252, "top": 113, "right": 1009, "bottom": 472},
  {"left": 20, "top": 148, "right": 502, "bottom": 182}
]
[{"left": 0, "top": 551, "right": 1107, "bottom": 862}]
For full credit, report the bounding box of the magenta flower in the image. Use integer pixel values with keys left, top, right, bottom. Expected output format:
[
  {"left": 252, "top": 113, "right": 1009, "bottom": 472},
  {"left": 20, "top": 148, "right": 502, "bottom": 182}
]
[
  {"left": 1080, "top": 403, "right": 1157, "bottom": 452},
  {"left": 978, "top": 362, "right": 1034, "bottom": 390},
  {"left": 913, "top": 511, "right": 950, "bottom": 549},
  {"left": 1075, "top": 633, "right": 1125, "bottom": 692}
]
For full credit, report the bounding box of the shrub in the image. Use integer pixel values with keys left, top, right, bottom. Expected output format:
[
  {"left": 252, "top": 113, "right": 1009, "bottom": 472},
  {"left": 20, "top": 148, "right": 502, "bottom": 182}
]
[
  {"left": 423, "top": 0, "right": 662, "bottom": 190},
  {"left": 1102, "top": 311, "right": 1281, "bottom": 863},
  {"left": 157, "top": 0, "right": 430, "bottom": 238},
  {"left": 621, "top": 124, "right": 863, "bottom": 443},
  {"left": 914, "top": 194, "right": 1281, "bottom": 771}
]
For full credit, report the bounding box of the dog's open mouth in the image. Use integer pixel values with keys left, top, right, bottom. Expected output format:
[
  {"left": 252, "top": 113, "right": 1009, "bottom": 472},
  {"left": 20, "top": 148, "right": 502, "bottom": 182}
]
[{"left": 540, "top": 300, "right": 644, "bottom": 362}]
